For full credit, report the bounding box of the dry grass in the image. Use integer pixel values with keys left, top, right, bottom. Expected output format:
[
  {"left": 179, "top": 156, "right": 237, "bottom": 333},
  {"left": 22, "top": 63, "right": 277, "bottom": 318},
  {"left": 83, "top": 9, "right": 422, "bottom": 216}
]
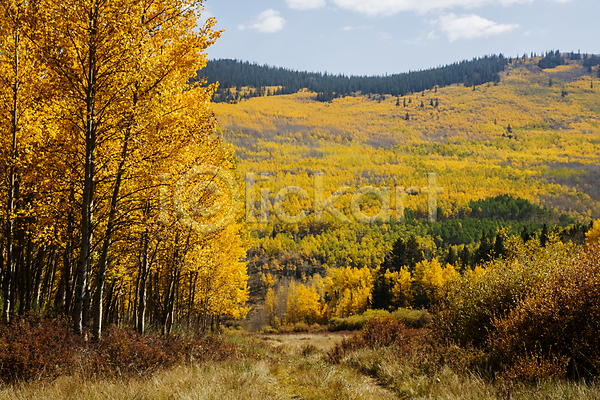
[
  {"left": 0, "top": 334, "right": 394, "bottom": 400},
  {"left": 254, "top": 332, "right": 350, "bottom": 351},
  {"left": 1, "top": 330, "right": 600, "bottom": 399},
  {"left": 332, "top": 341, "right": 600, "bottom": 400}
]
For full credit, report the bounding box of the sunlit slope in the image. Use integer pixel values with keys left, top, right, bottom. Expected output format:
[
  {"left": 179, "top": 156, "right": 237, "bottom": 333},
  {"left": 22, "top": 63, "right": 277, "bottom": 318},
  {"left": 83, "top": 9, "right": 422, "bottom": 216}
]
[{"left": 212, "top": 59, "right": 600, "bottom": 220}]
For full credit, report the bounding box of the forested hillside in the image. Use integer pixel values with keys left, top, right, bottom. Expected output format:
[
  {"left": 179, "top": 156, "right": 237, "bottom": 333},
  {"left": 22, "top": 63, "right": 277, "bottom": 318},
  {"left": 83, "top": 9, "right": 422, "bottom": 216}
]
[
  {"left": 210, "top": 53, "right": 600, "bottom": 327},
  {"left": 202, "top": 55, "right": 508, "bottom": 102}
]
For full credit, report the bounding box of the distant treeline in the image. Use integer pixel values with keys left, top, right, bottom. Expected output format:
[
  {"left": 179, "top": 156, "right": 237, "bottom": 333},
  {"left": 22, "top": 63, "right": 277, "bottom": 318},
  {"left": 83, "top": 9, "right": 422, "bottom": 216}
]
[
  {"left": 199, "top": 55, "right": 509, "bottom": 102},
  {"left": 538, "top": 50, "right": 600, "bottom": 76}
]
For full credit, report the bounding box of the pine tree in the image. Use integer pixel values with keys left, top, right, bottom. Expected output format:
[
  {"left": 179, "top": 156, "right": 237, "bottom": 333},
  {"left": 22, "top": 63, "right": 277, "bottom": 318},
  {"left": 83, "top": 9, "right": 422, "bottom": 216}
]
[
  {"left": 386, "top": 237, "right": 407, "bottom": 272},
  {"left": 405, "top": 235, "right": 424, "bottom": 272},
  {"left": 460, "top": 246, "right": 471, "bottom": 271},
  {"left": 521, "top": 227, "right": 531, "bottom": 243},
  {"left": 446, "top": 246, "right": 457, "bottom": 265},
  {"left": 494, "top": 231, "right": 506, "bottom": 259},
  {"left": 540, "top": 223, "right": 549, "bottom": 247},
  {"left": 371, "top": 268, "right": 392, "bottom": 310},
  {"left": 475, "top": 232, "right": 492, "bottom": 265}
]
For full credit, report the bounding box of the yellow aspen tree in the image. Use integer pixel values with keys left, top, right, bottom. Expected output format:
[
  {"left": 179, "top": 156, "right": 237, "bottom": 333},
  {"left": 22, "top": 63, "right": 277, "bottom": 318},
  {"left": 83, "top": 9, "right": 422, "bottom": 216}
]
[
  {"left": 285, "top": 280, "right": 321, "bottom": 324},
  {"left": 31, "top": 0, "right": 220, "bottom": 337},
  {"left": 442, "top": 263, "right": 459, "bottom": 284},
  {"left": 0, "top": 0, "right": 53, "bottom": 322},
  {"left": 585, "top": 220, "right": 600, "bottom": 248},
  {"left": 324, "top": 266, "right": 373, "bottom": 318},
  {"left": 414, "top": 258, "right": 445, "bottom": 305},
  {"left": 388, "top": 267, "right": 413, "bottom": 308},
  {"left": 193, "top": 223, "right": 249, "bottom": 332}
]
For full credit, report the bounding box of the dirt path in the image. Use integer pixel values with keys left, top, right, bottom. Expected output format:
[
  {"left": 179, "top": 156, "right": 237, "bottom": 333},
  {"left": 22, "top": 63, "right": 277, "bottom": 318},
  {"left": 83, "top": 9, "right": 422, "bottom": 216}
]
[{"left": 253, "top": 331, "right": 352, "bottom": 351}]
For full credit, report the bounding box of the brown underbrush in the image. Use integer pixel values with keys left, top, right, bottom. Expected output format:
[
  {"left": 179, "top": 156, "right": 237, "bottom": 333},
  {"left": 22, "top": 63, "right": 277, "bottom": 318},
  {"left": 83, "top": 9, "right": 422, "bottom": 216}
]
[{"left": 0, "top": 314, "right": 238, "bottom": 383}]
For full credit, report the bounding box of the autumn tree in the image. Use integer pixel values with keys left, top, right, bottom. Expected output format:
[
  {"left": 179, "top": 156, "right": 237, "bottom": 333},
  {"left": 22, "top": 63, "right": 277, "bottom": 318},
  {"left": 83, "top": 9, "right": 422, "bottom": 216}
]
[
  {"left": 0, "top": 0, "right": 53, "bottom": 323},
  {"left": 0, "top": 0, "right": 242, "bottom": 339},
  {"left": 32, "top": 0, "right": 222, "bottom": 338}
]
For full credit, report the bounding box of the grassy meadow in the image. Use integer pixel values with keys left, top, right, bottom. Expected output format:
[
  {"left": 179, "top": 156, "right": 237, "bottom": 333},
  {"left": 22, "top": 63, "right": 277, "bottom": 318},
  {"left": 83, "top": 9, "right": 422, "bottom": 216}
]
[{"left": 2, "top": 323, "right": 600, "bottom": 400}]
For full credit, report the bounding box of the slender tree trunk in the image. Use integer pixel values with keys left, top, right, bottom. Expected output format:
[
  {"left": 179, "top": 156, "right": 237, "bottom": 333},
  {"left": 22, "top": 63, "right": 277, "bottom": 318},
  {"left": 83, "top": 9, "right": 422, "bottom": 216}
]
[
  {"left": 164, "top": 269, "right": 179, "bottom": 335},
  {"left": 23, "top": 237, "right": 34, "bottom": 312},
  {"left": 162, "top": 229, "right": 192, "bottom": 334},
  {"left": 136, "top": 230, "right": 149, "bottom": 334},
  {"left": 3, "top": 27, "right": 20, "bottom": 324},
  {"left": 40, "top": 247, "right": 56, "bottom": 310},
  {"left": 187, "top": 271, "right": 196, "bottom": 330},
  {"left": 32, "top": 244, "right": 45, "bottom": 309},
  {"left": 13, "top": 231, "right": 27, "bottom": 315},
  {"left": 102, "top": 278, "right": 115, "bottom": 328},
  {"left": 126, "top": 285, "right": 132, "bottom": 325},
  {"left": 162, "top": 268, "right": 176, "bottom": 335},
  {"left": 92, "top": 125, "right": 132, "bottom": 340},
  {"left": 55, "top": 188, "right": 75, "bottom": 315},
  {"left": 74, "top": 7, "right": 98, "bottom": 336}
]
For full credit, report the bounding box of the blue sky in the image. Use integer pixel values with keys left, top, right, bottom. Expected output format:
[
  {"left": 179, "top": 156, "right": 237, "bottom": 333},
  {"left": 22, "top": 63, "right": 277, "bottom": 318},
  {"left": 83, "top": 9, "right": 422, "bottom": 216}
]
[{"left": 201, "top": 0, "right": 599, "bottom": 76}]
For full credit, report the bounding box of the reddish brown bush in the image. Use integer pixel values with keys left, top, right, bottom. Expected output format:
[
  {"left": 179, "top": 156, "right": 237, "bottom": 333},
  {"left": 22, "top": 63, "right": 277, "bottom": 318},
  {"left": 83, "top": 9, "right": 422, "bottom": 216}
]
[
  {"left": 489, "top": 244, "right": 600, "bottom": 379},
  {"left": 0, "top": 315, "right": 240, "bottom": 383},
  {"left": 0, "top": 314, "right": 83, "bottom": 381},
  {"left": 499, "top": 353, "right": 569, "bottom": 384},
  {"left": 326, "top": 317, "right": 432, "bottom": 363},
  {"left": 326, "top": 316, "right": 485, "bottom": 378}
]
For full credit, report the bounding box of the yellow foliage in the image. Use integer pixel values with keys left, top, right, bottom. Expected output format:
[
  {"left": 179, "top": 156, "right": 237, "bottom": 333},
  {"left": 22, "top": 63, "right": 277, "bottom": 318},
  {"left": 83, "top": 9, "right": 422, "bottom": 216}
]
[
  {"left": 264, "top": 287, "right": 279, "bottom": 328},
  {"left": 285, "top": 280, "right": 322, "bottom": 324},
  {"left": 324, "top": 266, "right": 373, "bottom": 318},
  {"left": 585, "top": 220, "right": 600, "bottom": 247},
  {"left": 193, "top": 223, "right": 250, "bottom": 323},
  {"left": 388, "top": 268, "right": 413, "bottom": 308},
  {"left": 442, "top": 263, "right": 459, "bottom": 283}
]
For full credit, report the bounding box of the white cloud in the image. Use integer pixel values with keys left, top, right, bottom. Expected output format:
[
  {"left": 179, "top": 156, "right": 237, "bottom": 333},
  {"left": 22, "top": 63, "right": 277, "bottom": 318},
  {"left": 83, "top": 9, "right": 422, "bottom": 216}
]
[
  {"left": 427, "top": 30, "right": 440, "bottom": 39},
  {"left": 239, "top": 9, "right": 286, "bottom": 33},
  {"left": 330, "top": 0, "right": 532, "bottom": 16},
  {"left": 286, "top": 0, "right": 326, "bottom": 10},
  {"left": 342, "top": 25, "right": 374, "bottom": 31},
  {"left": 436, "top": 13, "right": 518, "bottom": 41}
]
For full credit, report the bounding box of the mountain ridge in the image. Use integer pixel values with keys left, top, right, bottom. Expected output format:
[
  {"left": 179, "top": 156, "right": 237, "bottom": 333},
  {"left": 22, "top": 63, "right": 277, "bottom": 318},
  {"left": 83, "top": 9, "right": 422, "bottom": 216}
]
[{"left": 201, "top": 51, "right": 600, "bottom": 103}]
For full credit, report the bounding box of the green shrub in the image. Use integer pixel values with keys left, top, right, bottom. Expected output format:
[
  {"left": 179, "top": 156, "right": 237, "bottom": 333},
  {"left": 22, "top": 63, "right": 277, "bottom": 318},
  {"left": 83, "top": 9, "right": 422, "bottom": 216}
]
[
  {"left": 329, "top": 309, "right": 391, "bottom": 331},
  {"left": 328, "top": 308, "right": 431, "bottom": 332},
  {"left": 391, "top": 308, "right": 432, "bottom": 328}
]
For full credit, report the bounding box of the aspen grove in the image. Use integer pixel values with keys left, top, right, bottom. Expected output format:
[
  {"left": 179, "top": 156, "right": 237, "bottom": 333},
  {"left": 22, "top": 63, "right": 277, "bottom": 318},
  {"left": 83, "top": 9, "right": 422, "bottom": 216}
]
[{"left": 0, "top": 0, "right": 249, "bottom": 339}]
